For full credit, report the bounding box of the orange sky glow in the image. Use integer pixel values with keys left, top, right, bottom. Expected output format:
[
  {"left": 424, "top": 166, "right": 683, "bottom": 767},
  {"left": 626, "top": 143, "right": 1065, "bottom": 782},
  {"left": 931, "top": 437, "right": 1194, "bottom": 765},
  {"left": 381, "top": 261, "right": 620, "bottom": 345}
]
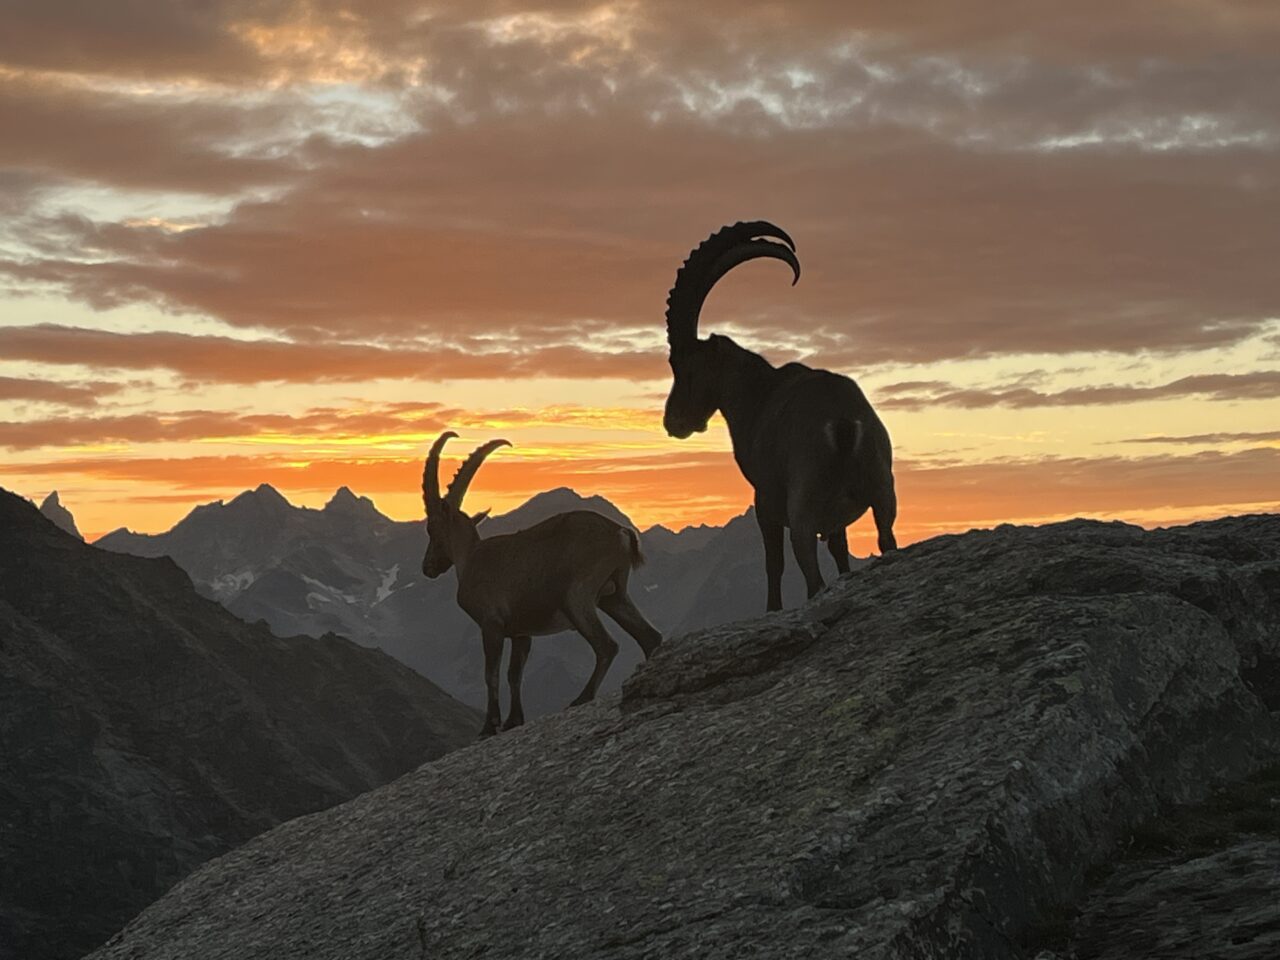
[{"left": 1, "top": 2, "right": 1277, "bottom": 546}]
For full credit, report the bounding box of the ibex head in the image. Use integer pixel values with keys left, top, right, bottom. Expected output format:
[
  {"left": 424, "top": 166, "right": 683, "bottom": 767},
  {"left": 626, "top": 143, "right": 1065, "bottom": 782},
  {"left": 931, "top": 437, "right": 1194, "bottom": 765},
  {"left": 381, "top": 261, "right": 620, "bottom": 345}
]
[
  {"left": 421, "top": 431, "right": 510, "bottom": 578},
  {"left": 662, "top": 221, "right": 800, "bottom": 439}
]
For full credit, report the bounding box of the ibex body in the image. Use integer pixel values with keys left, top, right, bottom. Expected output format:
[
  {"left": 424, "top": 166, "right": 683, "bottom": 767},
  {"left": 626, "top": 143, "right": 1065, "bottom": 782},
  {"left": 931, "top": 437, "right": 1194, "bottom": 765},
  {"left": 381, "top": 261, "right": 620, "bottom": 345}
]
[
  {"left": 663, "top": 221, "right": 897, "bottom": 612},
  {"left": 422, "top": 433, "right": 661, "bottom": 737}
]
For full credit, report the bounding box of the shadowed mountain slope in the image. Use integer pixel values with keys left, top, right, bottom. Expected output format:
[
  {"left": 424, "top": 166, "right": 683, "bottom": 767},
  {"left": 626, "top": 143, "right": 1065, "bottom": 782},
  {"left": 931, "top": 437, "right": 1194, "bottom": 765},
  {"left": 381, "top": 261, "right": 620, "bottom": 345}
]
[
  {"left": 0, "top": 489, "right": 479, "bottom": 960},
  {"left": 88, "top": 515, "right": 1280, "bottom": 959}
]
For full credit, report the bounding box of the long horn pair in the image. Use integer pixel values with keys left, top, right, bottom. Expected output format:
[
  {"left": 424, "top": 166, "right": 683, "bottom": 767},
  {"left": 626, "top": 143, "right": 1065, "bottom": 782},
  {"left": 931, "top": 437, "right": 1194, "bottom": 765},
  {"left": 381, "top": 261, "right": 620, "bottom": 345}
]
[
  {"left": 422, "top": 432, "right": 511, "bottom": 515},
  {"left": 664, "top": 220, "right": 800, "bottom": 351}
]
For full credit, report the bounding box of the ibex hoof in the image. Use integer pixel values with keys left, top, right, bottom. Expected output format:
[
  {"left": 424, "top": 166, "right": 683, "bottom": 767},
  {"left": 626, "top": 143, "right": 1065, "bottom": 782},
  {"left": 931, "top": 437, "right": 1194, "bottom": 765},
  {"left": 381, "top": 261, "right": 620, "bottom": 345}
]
[
  {"left": 501, "top": 717, "right": 524, "bottom": 731},
  {"left": 478, "top": 725, "right": 498, "bottom": 739}
]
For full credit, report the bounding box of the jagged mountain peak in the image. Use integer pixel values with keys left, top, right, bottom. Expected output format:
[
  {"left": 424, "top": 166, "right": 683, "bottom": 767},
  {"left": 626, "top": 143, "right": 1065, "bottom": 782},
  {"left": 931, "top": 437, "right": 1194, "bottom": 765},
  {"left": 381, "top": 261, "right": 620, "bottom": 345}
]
[
  {"left": 230, "top": 482, "right": 291, "bottom": 509},
  {"left": 38, "top": 489, "right": 82, "bottom": 540},
  {"left": 323, "top": 486, "right": 383, "bottom": 519},
  {"left": 491, "top": 486, "right": 635, "bottom": 531}
]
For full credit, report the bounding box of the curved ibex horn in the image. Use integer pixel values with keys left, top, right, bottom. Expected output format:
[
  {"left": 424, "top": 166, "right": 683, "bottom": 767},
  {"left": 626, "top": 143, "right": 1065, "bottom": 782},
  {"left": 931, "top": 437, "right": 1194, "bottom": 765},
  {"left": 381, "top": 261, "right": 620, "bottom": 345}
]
[
  {"left": 422, "top": 431, "right": 458, "bottom": 514},
  {"left": 446, "top": 439, "right": 512, "bottom": 509},
  {"left": 664, "top": 221, "right": 800, "bottom": 351}
]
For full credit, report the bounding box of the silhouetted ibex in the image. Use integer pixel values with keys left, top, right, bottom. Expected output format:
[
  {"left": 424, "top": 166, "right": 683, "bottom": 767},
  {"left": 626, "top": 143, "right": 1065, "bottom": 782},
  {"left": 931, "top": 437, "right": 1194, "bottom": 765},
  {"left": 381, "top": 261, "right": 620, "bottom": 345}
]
[
  {"left": 662, "top": 221, "right": 897, "bottom": 611},
  {"left": 421, "top": 432, "right": 662, "bottom": 736}
]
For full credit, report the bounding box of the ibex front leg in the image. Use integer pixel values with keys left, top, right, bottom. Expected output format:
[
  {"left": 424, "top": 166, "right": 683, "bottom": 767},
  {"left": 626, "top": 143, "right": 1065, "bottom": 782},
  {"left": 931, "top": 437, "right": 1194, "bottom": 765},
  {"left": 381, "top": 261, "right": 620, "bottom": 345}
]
[
  {"left": 756, "top": 509, "right": 785, "bottom": 612},
  {"left": 479, "top": 625, "right": 504, "bottom": 738},
  {"left": 790, "top": 526, "right": 825, "bottom": 600},
  {"left": 825, "top": 526, "right": 851, "bottom": 575},
  {"left": 503, "top": 635, "right": 531, "bottom": 731}
]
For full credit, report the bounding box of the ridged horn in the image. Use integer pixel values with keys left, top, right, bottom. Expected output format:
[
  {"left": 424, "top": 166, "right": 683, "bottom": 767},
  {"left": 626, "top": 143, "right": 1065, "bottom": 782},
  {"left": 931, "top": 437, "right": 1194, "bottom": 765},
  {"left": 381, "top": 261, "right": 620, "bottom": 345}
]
[
  {"left": 423, "top": 431, "right": 457, "bottom": 514},
  {"left": 664, "top": 220, "right": 800, "bottom": 352},
  {"left": 445, "top": 439, "right": 511, "bottom": 509}
]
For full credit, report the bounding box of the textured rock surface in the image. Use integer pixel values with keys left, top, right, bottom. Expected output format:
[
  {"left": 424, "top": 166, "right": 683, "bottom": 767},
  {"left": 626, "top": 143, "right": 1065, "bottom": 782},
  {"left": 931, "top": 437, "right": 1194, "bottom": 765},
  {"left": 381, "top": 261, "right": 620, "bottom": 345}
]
[
  {"left": 1060, "top": 763, "right": 1280, "bottom": 960},
  {"left": 1072, "top": 839, "right": 1280, "bottom": 959},
  {"left": 88, "top": 515, "right": 1280, "bottom": 960},
  {"left": 0, "top": 489, "right": 480, "bottom": 960}
]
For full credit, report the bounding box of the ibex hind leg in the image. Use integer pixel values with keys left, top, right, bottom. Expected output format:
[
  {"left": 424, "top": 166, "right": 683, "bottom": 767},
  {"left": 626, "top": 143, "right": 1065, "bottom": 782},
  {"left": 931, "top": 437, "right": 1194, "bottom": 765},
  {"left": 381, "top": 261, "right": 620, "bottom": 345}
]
[
  {"left": 755, "top": 510, "right": 786, "bottom": 612},
  {"left": 564, "top": 603, "right": 618, "bottom": 707},
  {"left": 873, "top": 482, "right": 898, "bottom": 554},
  {"left": 599, "top": 589, "right": 662, "bottom": 658}
]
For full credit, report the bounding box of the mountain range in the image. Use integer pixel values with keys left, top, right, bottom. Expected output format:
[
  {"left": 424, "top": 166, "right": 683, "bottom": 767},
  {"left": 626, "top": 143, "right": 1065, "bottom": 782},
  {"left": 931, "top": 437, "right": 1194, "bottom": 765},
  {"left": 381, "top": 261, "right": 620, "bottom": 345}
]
[
  {"left": 95, "top": 485, "right": 848, "bottom": 716},
  {"left": 0, "top": 488, "right": 479, "bottom": 960}
]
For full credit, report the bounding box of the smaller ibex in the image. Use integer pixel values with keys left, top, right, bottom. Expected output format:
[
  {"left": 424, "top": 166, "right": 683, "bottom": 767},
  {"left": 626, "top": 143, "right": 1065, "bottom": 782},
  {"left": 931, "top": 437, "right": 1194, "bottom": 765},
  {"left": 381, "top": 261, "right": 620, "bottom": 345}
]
[{"left": 422, "top": 432, "right": 662, "bottom": 737}]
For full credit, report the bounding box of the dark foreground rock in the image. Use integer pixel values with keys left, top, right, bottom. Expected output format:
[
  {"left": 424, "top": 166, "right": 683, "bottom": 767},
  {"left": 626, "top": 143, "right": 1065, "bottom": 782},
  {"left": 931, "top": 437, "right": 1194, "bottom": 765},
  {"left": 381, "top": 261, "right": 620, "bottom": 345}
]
[
  {"left": 0, "top": 490, "right": 480, "bottom": 960},
  {"left": 87, "top": 515, "right": 1280, "bottom": 960},
  {"left": 1061, "top": 763, "right": 1280, "bottom": 960}
]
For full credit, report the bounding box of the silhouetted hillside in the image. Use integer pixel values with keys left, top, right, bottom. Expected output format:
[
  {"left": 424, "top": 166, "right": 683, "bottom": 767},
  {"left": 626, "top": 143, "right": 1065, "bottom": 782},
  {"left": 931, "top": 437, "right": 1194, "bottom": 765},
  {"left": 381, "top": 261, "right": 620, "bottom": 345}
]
[
  {"left": 87, "top": 515, "right": 1280, "bottom": 960},
  {"left": 0, "top": 489, "right": 479, "bottom": 960}
]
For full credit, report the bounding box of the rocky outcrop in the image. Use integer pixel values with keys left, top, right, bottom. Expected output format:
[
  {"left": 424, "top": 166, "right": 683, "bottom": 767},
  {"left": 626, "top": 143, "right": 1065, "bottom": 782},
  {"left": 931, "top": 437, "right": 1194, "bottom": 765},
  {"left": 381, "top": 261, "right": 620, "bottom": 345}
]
[
  {"left": 88, "top": 514, "right": 1280, "bottom": 960},
  {"left": 0, "top": 489, "right": 480, "bottom": 960},
  {"left": 37, "top": 490, "right": 81, "bottom": 539},
  {"left": 1061, "top": 763, "right": 1280, "bottom": 960}
]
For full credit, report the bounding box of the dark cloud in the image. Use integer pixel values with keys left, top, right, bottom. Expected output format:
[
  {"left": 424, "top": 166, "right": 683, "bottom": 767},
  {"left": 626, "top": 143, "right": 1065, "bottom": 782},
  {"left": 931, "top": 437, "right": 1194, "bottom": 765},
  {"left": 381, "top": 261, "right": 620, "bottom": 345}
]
[
  {"left": 0, "top": 375, "right": 119, "bottom": 407},
  {"left": 878, "top": 371, "right": 1280, "bottom": 409},
  {"left": 0, "top": 398, "right": 665, "bottom": 451},
  {"left": 6, "top": 116, "right": 1278, "bottom": 364},
  {"left": 0, "top": 0, "right": 277, "bottom": 80},
  {"left": 0, "top": 74, "right": 297, "bottom": 197},
  {"left": 0, "top": 405, "right": 453, "bottom": 449},
  {"left": 0, "top": 2, "right": 1277, "bottom": 368},
  {"left": 1122, "top": 429, "right": 1280, "bottom": 445},
  {"left": 0, "top": 325, "right": 663, "bottom": 383},
  {"left": 6, "top": 2, "right": 1280, "bottom": 80}
]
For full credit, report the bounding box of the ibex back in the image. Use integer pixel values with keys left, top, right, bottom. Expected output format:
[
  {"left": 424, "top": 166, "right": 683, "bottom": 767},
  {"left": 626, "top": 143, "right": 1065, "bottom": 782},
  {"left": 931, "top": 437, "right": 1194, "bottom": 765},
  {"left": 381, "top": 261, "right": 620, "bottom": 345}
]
[
  {"left": 421, "top": 432, "right": 661, "bottom": 737},
  {"left": 662, "top": 221, "right": 897, "bottom": 611}
]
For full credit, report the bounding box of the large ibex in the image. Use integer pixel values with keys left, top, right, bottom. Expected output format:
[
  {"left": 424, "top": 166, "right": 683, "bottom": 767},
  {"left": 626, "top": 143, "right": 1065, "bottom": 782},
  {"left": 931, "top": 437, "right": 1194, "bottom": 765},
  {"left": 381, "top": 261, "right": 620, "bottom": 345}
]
[
  {"left": 662, "top": 220, "right": 897, "bottom": 612},
  {"left": 421, "top": 432, "right": 662, "bottom": 737}
]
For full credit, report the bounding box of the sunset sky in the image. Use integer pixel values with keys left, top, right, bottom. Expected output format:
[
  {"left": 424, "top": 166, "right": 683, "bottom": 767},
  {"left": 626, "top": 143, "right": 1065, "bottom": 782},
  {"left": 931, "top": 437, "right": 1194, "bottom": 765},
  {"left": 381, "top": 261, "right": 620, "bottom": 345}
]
[{"left": 1, "top": 1, "right": 1277, "bottom": 549}]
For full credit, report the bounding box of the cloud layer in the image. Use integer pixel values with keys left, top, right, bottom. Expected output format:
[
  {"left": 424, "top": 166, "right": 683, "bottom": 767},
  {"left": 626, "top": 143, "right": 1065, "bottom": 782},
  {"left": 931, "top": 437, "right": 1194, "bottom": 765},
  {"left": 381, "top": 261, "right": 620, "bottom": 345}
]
[{"left": 2, "top": 1, "right": 1277, "bottom": 534}]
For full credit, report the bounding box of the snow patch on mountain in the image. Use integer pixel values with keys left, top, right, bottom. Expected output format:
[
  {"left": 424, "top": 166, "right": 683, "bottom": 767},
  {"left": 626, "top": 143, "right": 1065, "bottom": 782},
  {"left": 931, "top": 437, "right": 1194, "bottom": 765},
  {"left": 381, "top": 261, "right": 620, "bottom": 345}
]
[
  {"left": 376, "top": 564, "right": 400, "bottom": 603},
  {"left": 209, "top": 569, "right": 258, "bottom": 599},
  {"left": 300, "top": 574, "right": 359, "bottom": 606}
]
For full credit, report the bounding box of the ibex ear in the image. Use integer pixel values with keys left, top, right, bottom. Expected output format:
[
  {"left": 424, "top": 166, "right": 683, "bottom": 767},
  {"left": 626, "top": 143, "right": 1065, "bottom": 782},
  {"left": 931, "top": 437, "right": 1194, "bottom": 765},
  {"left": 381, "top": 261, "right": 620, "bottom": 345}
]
[{"left": 473, "top": 508, "right": 491, "bottom": 525}]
